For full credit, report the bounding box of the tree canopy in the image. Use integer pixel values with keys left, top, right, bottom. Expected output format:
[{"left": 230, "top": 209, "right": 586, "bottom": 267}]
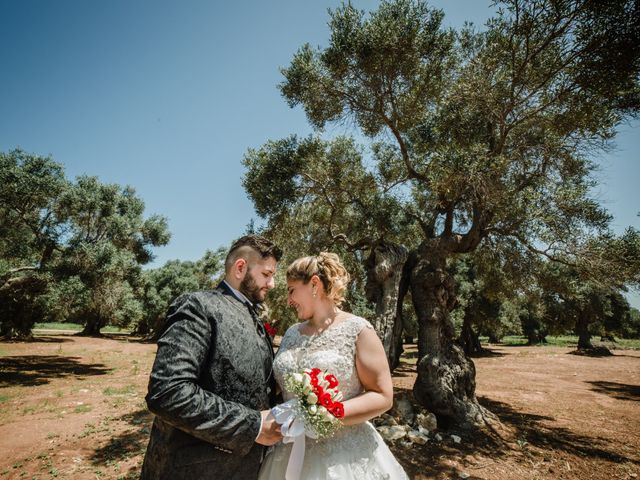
[
  {"left": 0, "top": 150, "right": 171, "bottom": 338},
  {"left": 244, "top": 0, "right": 640, "bottom": 428}
]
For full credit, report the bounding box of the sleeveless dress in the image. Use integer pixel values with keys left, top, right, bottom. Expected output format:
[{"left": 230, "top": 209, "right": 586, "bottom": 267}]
[{"left": 258, "top": 316, "right": 408, "bottom": 480}]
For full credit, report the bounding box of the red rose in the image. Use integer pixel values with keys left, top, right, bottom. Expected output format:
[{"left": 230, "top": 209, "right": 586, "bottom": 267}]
[
  {"left": 324, "top": 374, "right": 338, "bottom": 389},
  {"left": 263, "top": 322, "right": 277, "bottom": 337},
  {"left": 320, "top": 392, "right": 333, "bottom": 408},
  {"left": 331, "top": 402, "right": 345, "bottom": 418},
  {"left": 310, "top": 375, "right": 319, "bottom": 387},
  {"left": 311, "top": 368, "right": 321, "bottom": 376}
]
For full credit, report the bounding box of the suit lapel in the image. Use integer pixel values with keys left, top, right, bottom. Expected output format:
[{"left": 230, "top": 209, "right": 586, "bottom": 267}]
[{"left": 216, "top": 282, "right": 275, "bottom": 358}]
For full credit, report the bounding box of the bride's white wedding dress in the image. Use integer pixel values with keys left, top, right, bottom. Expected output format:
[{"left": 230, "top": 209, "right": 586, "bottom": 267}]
[{"left": 258, "top": 316, "right": 408, "bottom": 480}]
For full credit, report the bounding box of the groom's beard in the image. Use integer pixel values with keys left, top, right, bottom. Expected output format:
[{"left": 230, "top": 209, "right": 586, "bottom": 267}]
[{"left": 239, "top": 270, "right": 265, "bottom": 305}]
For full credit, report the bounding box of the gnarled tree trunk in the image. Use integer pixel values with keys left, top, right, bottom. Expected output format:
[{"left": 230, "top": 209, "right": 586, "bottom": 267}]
[
  {"left": 458, "top": 312, "right": 483, "bottom": 356},
  {"left": 575, "top": 312, "right": 594, "bottom": 350},
  {"left": 410, "top": 241, "right": 497, "bottom": 429},
  {"left": 364, "top": 241, "right": 408, "bottom": 370},
  {"left": 0, "top": 274, "right": 46, "bottom": 340},
  {"left": 526, "top": 331, "right": 547, "bottom": 345},
  {"left": 78, "top": 315, "right": 107, "bottom": 336},
  {"left": 572, "top": 310, "right": 612, "bottom": 356},
  {"left": 488, "top": 331, "right": 500, "bottom": 344}
]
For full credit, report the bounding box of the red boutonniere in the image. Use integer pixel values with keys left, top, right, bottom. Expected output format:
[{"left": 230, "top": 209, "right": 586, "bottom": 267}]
[{"left": 263, "top": 321, "right": 277, "bottom": 338}]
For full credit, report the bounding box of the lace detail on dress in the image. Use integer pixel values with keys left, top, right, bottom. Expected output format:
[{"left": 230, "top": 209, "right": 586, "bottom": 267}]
[
  {"left": 260, "top": 316, "right": 408, "bottom": 480},
  {"left": 274, "top": 316, "right": 373, "bottom": 403}
]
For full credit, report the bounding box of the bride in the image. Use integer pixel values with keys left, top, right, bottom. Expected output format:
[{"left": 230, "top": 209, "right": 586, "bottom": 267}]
[{"left": 258, "top": 252, "right": 408, "bottom": 480}]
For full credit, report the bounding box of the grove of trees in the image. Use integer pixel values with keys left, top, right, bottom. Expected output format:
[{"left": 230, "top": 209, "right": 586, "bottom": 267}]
[
  {"left": 2, "top": 0, "right": 640, "bottom": 433},
  {"left": 243, "top": 0, "right": 640, "bottom": 429},
  {"left": 0, "top": 149, "right": 226, "bottom": 339}
]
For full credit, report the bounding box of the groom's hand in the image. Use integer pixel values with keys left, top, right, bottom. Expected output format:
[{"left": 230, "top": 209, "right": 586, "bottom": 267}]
[{"left": 256, "top": 410, "right": 282, "bottom": 446}]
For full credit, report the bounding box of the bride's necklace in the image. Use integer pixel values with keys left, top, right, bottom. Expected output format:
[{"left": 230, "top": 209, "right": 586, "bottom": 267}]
[
  {"left": 303, "top": 310, "right": 345, "bottom": 336},
  {"left": 305, "top": 319, "right": 334, "bottom": 336}
]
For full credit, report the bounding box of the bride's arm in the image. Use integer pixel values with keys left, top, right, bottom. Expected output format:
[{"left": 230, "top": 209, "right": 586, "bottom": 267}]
[{"left": 340, "top": 326, "right": 394, "bottom": 426}]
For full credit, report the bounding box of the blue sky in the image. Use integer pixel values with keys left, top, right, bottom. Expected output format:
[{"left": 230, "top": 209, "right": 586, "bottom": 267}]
[{"left": 1, "top": 1, "right": 638, "bottom": 305}]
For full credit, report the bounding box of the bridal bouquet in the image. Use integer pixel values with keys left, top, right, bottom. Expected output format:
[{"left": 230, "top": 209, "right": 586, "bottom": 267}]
[
  {"left": 282, "top": 367, "right": 345, "bottom": 437},
  {"left": 271, "top": 368, "right": 345, "bottom": 479}
]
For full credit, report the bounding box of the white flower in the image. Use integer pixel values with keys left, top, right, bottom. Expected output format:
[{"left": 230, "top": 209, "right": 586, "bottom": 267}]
[
  {"left": 292, "top": 373, "right": 304, "bottom": 383},
  {"left": 308, "top": 404, "right": 318, "bottom": 415},
  {"left": 302, "top": 374, "right": 312, "bottom": 387},
  {"left": 306, "top": 392, "right": 318, "bottom": 404}
]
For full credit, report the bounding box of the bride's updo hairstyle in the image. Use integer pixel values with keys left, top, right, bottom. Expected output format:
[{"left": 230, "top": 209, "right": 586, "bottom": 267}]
[{"left": 286, "top": 252, "right": 351, "bottom": 306}]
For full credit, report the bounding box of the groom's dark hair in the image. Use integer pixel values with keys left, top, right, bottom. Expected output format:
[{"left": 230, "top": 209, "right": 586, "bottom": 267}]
[{"left": 225, "top": 235, "right": 282, "bottom": 272}]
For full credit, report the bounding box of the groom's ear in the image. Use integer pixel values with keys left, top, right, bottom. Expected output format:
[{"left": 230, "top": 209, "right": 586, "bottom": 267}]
[{"left": 233, "top": 258, "right": 248, "bottom": 279}]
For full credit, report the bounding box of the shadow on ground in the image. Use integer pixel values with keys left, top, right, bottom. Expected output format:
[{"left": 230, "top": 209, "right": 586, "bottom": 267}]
[
  {"left": 468, "top": 348, "right": 508, "bottom": 359},
  {"left": 80, "top": 332, "right": 151, "bottom": 344},
  {"left": 0, "top": 355, "right": 111, "bottom": 387},
  {"left": 391, "top": 395, "right": 639, "bottom": 479},
  {"left": 402, "top": 347, "right": 508, "bottom": 360},
  {"left": 587, "top": 380, "right": 640, "bottom": 401},
  {"left": 89, "top": 409, "right": 154, "bottom": 475},
  {"left": 1, "top": 335, "right": 75, "bottom": 344},
  {"left": 478, "top": 397, "right": 639, "bottom": 465},
  {"left": 393, "top": 361, "right": 417, "bottom": 380}
]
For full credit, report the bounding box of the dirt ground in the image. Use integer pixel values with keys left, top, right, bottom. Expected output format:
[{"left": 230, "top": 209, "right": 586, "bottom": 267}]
[{"left": 0, "top": 333, "right": 638, "bottom": 480}]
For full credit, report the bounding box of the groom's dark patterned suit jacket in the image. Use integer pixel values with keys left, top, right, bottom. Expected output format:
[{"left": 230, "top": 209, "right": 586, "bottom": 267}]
[{"left": 141, "top": 282, "right": 276, "bottom": 480}]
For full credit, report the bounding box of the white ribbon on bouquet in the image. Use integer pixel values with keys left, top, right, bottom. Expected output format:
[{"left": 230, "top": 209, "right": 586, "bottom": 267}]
[{"left": 271, "top": 399, "right": 319, "bottom": 480}]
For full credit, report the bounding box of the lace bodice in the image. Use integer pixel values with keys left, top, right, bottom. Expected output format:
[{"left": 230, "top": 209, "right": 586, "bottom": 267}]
[
  {"left": 260, "top": 316, "right": 409, "bottom": 480},
  {"left": 274, "top": 316, "right": 373, "bottom": 403}
]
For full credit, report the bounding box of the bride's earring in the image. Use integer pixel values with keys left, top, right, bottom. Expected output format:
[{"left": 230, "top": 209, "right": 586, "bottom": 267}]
[{"left": 312, "top": 287, "right": 317, "bottom": 298}]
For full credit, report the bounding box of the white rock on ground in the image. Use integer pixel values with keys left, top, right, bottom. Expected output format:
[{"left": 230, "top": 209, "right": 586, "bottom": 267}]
[
  {"left": 416, "top": 412, "right": 438, "bottom": 431},
  {"left": 406, "top": 430, "right": 429, "bottom": 445},
  {"left": 377, "top": 425, "right": 408, "bottom": 441}
]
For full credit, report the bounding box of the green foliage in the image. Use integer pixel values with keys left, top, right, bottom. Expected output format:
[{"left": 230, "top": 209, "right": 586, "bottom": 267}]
[
  {"left": 621, "top": 307, "right": 640, "bottom": 339},
  {"left": 137, "top": 249, "right": 225, "bottom": 337},
  {"left": 54, "top": 175, "right": 171, "bottom": 335},
  {"left": 37, "top": 276, "right": 88, "bottom": 324},
  {"left": 249, "top": 0, "right": 640, "bottom": 272},
  {"left": 0, "top": 150, "right": 67, "bottom": 270},
  {"left": 33, "top": 322, "right": 82, "bottom": 331},
  {"left": 243, "top": 136, "right": 314, "bottom": 219},
  {"left": 519, "top": 296, "right": 550, "bottom": 345},
  {"left": 0, "top": 150, "right": 68, "bottom": 337},
  {"left": 243, "top": 0, "right": 640, "bottom": 362},
  {"left": 281, "top": 0, "right": 455, "bottom": 135},
  {"left": 533, "top": 259, "right": 638, "bottom": 347},
  {"left": 57, "top": 175, "right": 170, "bottom": 265},
  {"left": 449, "top": 252, "right": 523, "bottom": 344},
  {"left": 401, "top": 298, "right": 418, "bottom": 339},
  {"left": 494, "top": 335, "right": 640, "bottom": 350},
  {"left": 244, "top": 135, "right": 415, "bottom": 250},
  {"left": 0, "top": 151, "right": 170, "bottom": 337}
]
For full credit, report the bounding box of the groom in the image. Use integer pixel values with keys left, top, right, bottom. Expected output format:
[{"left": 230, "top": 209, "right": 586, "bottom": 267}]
[{"left": 141, "top": 235, "right": 283, "bottom": 480}]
